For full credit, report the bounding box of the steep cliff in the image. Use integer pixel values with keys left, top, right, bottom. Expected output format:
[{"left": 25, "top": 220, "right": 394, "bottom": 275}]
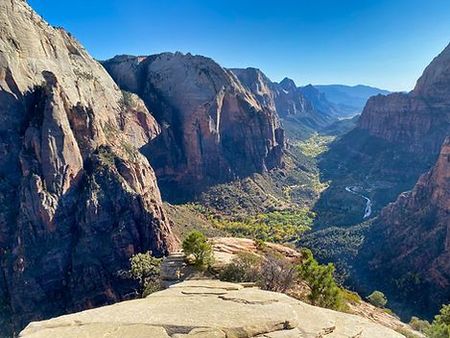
[
  {"left": 230, "top": 68, "right": 338, "bottom": 138},
  {"left": 315, "top": 43, "right": 450, "bottom": 227},
  {"left": 103, "top": 55, "right": 285, "bottom": 201},
  {"left": 356, "top": 138, "right": 450, "bottom": 319},
  {"left": 0, "top": 0, "right": 175, "bottom": 335},
  {"left": 358, "top": 43, "right": 450, "bottom": 154}
]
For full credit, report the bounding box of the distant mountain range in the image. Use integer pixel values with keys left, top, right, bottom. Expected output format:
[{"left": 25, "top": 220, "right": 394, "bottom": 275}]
[{"left": 314, "top": 84, "right": 391, "bottom": 118}]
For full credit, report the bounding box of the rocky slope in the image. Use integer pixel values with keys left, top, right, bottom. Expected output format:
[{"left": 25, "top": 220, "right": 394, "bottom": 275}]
[
  {"left": 0, "top": 0, "right": 176, "bottom": 335},
  {"left": 102, "top": 56, "right": 285, "bottom": 201},
  {"left": 231, "top": 68, "right": 337, "bottom": 138},
  {"left": 355, "top": 137, "right": 450, "bottom": 320},
  {"left": 19, "top": 279, "right": 405, "bottom": 338}
]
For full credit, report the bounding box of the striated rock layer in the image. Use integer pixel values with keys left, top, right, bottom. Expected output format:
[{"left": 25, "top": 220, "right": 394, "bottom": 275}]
[
  {"left": 0, "top": 0, "right": 176, "bottom": 334},
  {"left": 103, "top": 55, "right": 285, "bottom": 201},
  {"left": 359, "top": 43, "right": 450, "bottom": 154},
  {"left": 356, "top": 138, "right": 450, "bottom": 319},
  {"left": 19, "top": 280, "right": 404, "bottom": 338}
]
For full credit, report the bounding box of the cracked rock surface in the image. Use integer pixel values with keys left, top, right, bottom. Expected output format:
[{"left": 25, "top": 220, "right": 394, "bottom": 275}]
[{"left": 20, "top": 280, "right": 404, "bottom": 338}]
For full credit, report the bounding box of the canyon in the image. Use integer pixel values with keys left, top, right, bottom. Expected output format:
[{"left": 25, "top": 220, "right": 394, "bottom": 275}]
[{"left": 0, "top": 0, "right": 448, "bottom": 336}]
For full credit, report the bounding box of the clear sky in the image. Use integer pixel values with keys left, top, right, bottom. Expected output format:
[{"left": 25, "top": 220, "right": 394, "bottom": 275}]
[{"left": 29, "top": 0, "right": 450, "bottom": 92}]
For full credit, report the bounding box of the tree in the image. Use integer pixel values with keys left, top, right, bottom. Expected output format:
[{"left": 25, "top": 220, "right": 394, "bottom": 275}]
[
  {"left": 182, "top": 231, "right": 214, "bottom": 268},
  {"left": 297, "top": 249, "right": 343, "bottom": 310},
  {"left": 426, "top": 304, "right": 450, "bottom": 338},
  {"left": 129, "top": 252, "right": 162, "bottom": 297},
  {"left": 367, "top": 291, "right": 388, "bottom": 308}
]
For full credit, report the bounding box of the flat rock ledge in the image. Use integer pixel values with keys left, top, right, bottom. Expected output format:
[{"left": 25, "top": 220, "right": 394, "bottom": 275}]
[{"left": 20, "top": 280, "right": 404, "bottom": 338}]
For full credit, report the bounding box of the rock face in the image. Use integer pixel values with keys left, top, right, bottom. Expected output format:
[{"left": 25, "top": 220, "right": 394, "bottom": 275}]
[
  {"left": 315, "top": 43, "right": 450, "bottom": 227},
  {"left": 0, "top": 0, "right": 175, "bottom": 334},
  {"left": 103, "top": 56, "right": 285, "bottom": 201},
  {"left": 358, "top": 43, "right": 450, "bottom": 154},
  {"left": 230, "top": 68, "right": 337, "bottom": 137},
  {"left": 19, "top": 280, "right": 405, "bottom": 338},
  {"left": 356, "top": 138, "right": 450, "bottom": 319}
]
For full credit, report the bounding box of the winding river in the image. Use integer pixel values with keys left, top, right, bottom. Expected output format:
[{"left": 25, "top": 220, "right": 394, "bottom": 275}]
[{"left": 345, "top": 186, "right": 372, "bottom": 219}]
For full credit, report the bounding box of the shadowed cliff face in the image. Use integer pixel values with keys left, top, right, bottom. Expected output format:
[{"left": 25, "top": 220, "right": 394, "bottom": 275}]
[
  {"left": 0, "top": 1, "right": 175, "bottom": 334},
  {"left": 355, "top": 138, "right": 450, "bottom": 320},
  {"left": 103, "top": 55, "right": 285, "bottom": 202}
]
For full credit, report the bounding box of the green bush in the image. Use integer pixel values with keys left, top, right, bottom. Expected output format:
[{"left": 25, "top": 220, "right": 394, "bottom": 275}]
[
  {"left": 367, "top": 291, "right": 388, "bottom": 308},
  {"left": 212, "top": 209, "right": 314, "bottom": 243},
  {"left": 297, "top": 249, "right": 343, "bottom": 310},
  {"left": 409, "top": 316, "right": 430, "bottom": 333},
  {"left": 182, "top": 231, "right": 214, "bottom": 268},
  {"left": 426, "top": 304, "right": 450, "bottom": 338},
  {"left": 129, "top": 252, "right": 162, "bottom": 297}
]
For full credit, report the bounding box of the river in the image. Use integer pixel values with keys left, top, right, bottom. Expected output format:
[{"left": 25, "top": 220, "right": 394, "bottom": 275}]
[{"left": 345, "top": 186, "right": 372, "bottom": 219}]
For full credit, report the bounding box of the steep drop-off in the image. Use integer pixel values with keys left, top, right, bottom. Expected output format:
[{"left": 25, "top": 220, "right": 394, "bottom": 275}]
[
  {"left": 0, "top": 1, "right": 176, "bottom": 335},
  {"left": 355, "top": 138, "right": 450, "bottom": 320},
  {"left": 103, "top": 56, "right": 285, "bottom": 201},
  {"left": 315, "top": 43, "right": 450, "bottom": 227}
]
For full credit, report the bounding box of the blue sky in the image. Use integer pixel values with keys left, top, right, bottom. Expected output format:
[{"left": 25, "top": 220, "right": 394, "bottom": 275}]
[{"left": 29, "top": 0, "right": 450, "bottom": 91}]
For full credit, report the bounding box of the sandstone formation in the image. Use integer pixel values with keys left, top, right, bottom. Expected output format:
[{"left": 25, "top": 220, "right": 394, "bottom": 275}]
[
  {"left": 0, "top": 0, "right": 175, "bottom": 334},
  {"left": 358, "top": 43, "right": 450, "bottom": 154},
  {"left": 230, "top": 68, "right": 337, "bottom": 136},
  {"left": 19, "top": 280, "right": 405, "bottom": 338},
  {"left": 315, "top": 43, "right": 450, "bottom": 227},
  {"left": 160, "top": 237, "right": 303, "bottom": 285},
  {"left": 356, "top": 137, "right": 450, "bottom": 319},
  {"left": 103, "top": 55, "right": 285, "bottom": 201}
]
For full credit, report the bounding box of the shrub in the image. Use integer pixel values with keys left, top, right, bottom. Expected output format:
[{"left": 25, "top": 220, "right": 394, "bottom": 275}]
[
  {"left": 409, "top": 316, "right": 430, "bottom": 333},
  {"left": 182, "top": 231, "right": 214, "bottom": 268},
  {"left": 259, "top": 252, "right": 299, "bottom": 293},
  {"left": 220, "top": 252, "right": 262, "bottom": 283},
  {"left": 426, "top": 304, "right": 450, "bottom": 338},
  {"left": 367, "top": 291, "right": 388, "bottom": 308},
  {"left": 129, "top": 252, "right": 162, "bottom": 297},
  {"left": 211, "top": 209, "right": 314, "bottom": 243},
  {"left": 297, "top": 249, "right": 343, "bottom": 310}
]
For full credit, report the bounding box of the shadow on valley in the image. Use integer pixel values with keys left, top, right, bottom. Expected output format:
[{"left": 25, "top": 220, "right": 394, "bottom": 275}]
[{"left": 312, "top": 128, "right": 437, "bottom": 229}]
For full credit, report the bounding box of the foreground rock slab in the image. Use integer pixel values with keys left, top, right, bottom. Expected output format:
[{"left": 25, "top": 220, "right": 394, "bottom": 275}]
[{"left": 20, "top": 280, "right": 405, "bottom": 338}]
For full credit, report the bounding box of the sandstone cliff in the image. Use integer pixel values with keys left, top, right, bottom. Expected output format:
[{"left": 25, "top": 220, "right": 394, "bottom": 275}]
[
  {"left": 358, "top": 43, "right": 450, "bottom": 154},
  {"left": 19, "top": 279, "right": 405, "bottom": 338},
  {"left": 315, "top": 43, "right": 450, "bottom": 227},
  {"left": 103, "top": 55, "right": 285, "bottom": 201},
  {"left": 0, "top": 0, "right": 175, "bottom": 334},
  {"left": 230, "top": 68, "right": 337, "bottom": 137},
  {"left": 356, "top": 137, "right": 450, "bottom": 319}
]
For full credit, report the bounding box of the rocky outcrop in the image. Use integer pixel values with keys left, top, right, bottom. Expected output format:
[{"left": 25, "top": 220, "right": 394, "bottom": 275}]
[
  {"left": 0, "top": 0, "right": 175, "bottom": 334},
  {"left": 103, "top": 56, "right": 285, "bottom": 201},
  {"left": 19, "top": 280, "right": 405, "bottom": 338},
  {"left": 358, "top": 43, "right": 450, "bottom": 154},
  {"left": 230, "top": 69, "right": 337, "bottom": 136},
  {"left": 356, "top": 138, "right": 450, "bottom": 319}
]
